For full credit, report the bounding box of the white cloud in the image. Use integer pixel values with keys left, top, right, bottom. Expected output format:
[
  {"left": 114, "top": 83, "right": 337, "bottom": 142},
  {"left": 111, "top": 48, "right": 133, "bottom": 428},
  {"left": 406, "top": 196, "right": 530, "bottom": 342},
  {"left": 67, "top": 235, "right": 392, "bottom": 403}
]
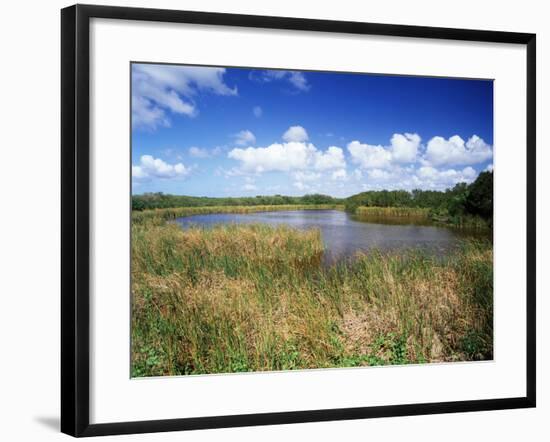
[
  {"left": 253, "top": 106, "right": 263, "bottom": 117},
  {"left": 293, "top": 171, "right": 321, "bottom": 182},
  {"left": 314, "top": 146, "right": 346, "bottom": 170},
  {"left": 242, "top": 183, "right": 257, "bottom": 191},
  {"left": 132, "top": 95, "right": 170, "bottom": 130},
  {"left": 188, "top": 146, "right": 223, "bottom": 158},
  {"left": 132, "top": 155, "right": 191, "bottom": 181},
  {"left": 347, "top": 141, "right": 393, "bottom": 169},
  {"left": 293, "top": 181, "right": 310, "bottom": 191},
  {"left": 404, "top": 167, "right": 472, "bottom": 189},
  {"left": 367, "top": 169, "right": 392, "bottom": 181},
  {"left": 225, "top": 130, "right": 488, "bottom": 193},
  {"left": 347, "top": 133, "right": 421, "bottom": 169},
  {"left": 132, "top": 164, "right": 147, "bottom": 179},
  {"left": 189, "top": 146, "right": 210, "bottom": 158},
  {"left": 390, "top": 133, "right": 421, "bottom": 163},
  {"left": 287, "top": 72, "right": 310, "bottom": 91},
  {"left": 228, "top": 139, "right": 346, "bottom": 175},
  {"left": 218, "top": 166, "right": 253, "bottom": 178},
  {"left": 347, "top": 132, "right": 491, "bottom": 181},
  {"left": 424, "top": 135, "right": 492, "bottom": 166},
  {"left": 229, "top": 142, "right": 315, "bottom": 173},
  {"left": 485, "top": 163, "right": 494, "bottom": 172},
  {"left": 463, "top": 166, "right": 477, "bottom": 178},
  {"left": 233, "top": 130, "right": 256, "bottom": 146},
  {"left": 162, "top": 148, "right": 184, "bottom": 161},
  {"left": 282, "top": 126, "right": 309, "bottom": 143},
  {"left": 415, "top": 166, "right": 477, "bottom": 188},
  {"left": 331, "top": 169, "right": 348, "bottom": 181},
  {"left": 132, "top": 64, "right": 237, "bottom": 130},
  {"left": 249, "top": 70, "right": 310, "bottom": 92},
  {"left": 358, "top": 163, "right": 480, "bottom": 191},
  {"left": 227, "top": 127, "right": 348, "bottom": 191}
]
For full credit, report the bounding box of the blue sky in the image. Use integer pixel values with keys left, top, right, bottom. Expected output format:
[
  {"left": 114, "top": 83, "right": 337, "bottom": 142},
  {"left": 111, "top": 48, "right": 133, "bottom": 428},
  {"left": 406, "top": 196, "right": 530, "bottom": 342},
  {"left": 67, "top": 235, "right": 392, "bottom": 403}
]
[{"left": 132, "top": 63, "right": 493, "bottom": 197}]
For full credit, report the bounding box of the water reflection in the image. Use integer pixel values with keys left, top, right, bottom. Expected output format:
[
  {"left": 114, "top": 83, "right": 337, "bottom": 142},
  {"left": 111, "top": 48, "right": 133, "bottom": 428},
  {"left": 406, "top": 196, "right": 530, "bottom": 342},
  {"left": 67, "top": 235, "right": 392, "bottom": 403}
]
[{"left": 174, "top": 210, "right": 489, "bottom": 263}]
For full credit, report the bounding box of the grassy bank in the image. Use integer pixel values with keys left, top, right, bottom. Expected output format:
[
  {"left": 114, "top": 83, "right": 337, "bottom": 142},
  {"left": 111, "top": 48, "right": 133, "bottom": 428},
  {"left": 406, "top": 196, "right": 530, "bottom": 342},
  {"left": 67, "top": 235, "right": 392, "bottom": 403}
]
[
  {"left": 354, "top": 206, "right": 491, "bottom": 230},
  {"left": 353, "top": 206, "right": 433, "bottom": 226},
  {"left": 131, "top": 218, "right": 493, "bottom": 377},
  {"left": 132, "top": 204, "right": 344, "bottom": 225},
  {"left": 355, "top": 207, "right": 430, "bottom": 218},
  {"left": 429, "top": 211, "right": 491, "bottom": 230}
]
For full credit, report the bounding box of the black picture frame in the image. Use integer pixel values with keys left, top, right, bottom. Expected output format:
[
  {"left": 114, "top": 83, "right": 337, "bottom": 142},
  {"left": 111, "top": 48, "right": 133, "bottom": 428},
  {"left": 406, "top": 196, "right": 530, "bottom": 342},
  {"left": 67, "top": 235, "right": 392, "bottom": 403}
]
[{"left": 61, "top": 4, "right": 536, "bottom": 437}]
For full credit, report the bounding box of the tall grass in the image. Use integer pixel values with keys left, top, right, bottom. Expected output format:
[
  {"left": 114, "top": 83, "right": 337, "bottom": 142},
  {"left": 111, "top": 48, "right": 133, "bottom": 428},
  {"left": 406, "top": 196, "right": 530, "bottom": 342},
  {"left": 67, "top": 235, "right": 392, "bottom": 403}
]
[
  {"left": 132, "top": 204, "right": 344, "bottom": 225},
  {"left": 355, "top": 206, "right": 430, "bottom": 218},
  {"left": 355, "top": 206, "right": 491, "bottom": 231},
  {"left": 131, "top": 218, "right": 493, "bottom": 376}
]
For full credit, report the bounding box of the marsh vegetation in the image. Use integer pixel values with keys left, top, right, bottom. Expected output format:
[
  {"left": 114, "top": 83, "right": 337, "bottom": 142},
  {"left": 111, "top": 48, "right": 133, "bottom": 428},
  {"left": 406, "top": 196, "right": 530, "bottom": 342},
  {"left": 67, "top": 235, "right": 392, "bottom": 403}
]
[
  {"left": 131, "top": 172, "right": 493, "bottom": 376},
  {"left": 131, "top": 213, "right": 492, "bottom": 376}
]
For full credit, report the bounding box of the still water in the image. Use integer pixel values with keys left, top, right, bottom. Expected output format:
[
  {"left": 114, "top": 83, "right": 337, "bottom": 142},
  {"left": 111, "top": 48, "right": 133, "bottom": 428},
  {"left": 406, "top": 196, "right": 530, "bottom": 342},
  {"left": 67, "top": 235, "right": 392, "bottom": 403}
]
[{"left": 174, "top": 210, "right": 485, "bottom": 262}]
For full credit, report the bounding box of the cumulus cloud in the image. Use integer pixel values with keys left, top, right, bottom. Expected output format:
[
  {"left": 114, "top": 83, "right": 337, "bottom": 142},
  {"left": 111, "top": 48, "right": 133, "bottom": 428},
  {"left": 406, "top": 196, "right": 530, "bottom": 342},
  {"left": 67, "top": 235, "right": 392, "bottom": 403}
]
[
  {"left": 249, "top": 70, "right": 311, "bottom": 92},
  {"left": 229, "top": 142, "right": 316, "bottom": 173},
  {"left": 233, "top": 130, "right": 256, "bottom": 146},
  {"left": 253, "top": 106, "right": 263, "bottom": 117},
  {"left": 417, "top": 165, "right": 477, "bottom": 185},
  {"left": 224, "top": 128, "right": 489, "bottom": 193},
  {"left": 282, "top": 125, "right": 309, "bottom": 143},
  {"left": 132, "top": 155, "right": 191, "bottom": 181},
  {"left": 314, "top": 146, "right": 346, "bottom": 170},
  {"left": 361, "top": 165, "right": 479, "bottom": 191},
  {"left": 132, "top": 64, "right": 237, "bottom": 130},
  {"left": 348, "top": 132, "right": 491, "bottom": 176},
  {"left": 347, "top": 141, "right": 393, "bottom": 169},
  {"left": 390, "top": 133, "right": 421, "bottom": 163},
  {"left": 347, "top": 133, "right": 421, "bottom": 169},
  {"left": 424, "top": 135, "right": 492, "bottom": 166},
  {"left": 228, "top": 139, "right": 346, "bottom": 175},
  {"left": 367, "top": 169, "right": 392, "bottom": 181},
  {"left": 331, "top": 169, "right": 348, "bottom": 181},
  {"left": 485, "top": 163, "right": 494, "bottom": 172},
  {"left": 293, "top": 171, "right": 322, "bottom": 182}
]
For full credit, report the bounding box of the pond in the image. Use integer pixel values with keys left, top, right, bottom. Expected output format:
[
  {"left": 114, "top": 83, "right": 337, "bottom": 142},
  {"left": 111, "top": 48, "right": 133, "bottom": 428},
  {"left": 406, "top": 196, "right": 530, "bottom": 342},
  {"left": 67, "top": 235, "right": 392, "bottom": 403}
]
[{"left": 174, "top": 209, "right": 488, "bottom": 263}]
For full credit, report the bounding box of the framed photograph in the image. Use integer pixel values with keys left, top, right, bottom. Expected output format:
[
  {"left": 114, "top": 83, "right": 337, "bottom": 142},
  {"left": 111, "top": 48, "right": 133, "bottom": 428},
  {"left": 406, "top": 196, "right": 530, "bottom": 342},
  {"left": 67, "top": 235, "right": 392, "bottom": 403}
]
[{"left": 61, "top": 4, "right": 536, "bottom": 437}]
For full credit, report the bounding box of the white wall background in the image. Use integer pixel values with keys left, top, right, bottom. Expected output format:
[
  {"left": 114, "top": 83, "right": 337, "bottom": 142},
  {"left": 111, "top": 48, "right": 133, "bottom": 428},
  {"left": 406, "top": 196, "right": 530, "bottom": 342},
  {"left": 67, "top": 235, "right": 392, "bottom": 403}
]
[{"left": 0, "top": 0, "right": 547, "bottom": 440}]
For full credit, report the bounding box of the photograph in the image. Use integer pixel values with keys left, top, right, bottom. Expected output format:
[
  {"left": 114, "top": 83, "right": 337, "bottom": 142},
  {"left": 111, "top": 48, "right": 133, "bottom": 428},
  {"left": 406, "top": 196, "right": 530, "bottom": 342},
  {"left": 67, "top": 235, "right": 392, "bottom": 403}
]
[{"left": 130, "top": 62, "right": 494, "bottom": 378}]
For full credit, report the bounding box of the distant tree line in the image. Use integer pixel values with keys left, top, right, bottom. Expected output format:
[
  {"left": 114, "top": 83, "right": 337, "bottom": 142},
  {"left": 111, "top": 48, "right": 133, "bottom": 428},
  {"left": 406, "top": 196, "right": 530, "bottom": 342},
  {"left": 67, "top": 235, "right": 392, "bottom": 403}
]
[
  {"left": 131, "top": 193, "right": 342, "bottom": 211},
  {"left": 132, "top": 171, "right": 493, "bottom": 224},
  {"left": 345, "top": 171, "right": 493, "bottom": 224}
]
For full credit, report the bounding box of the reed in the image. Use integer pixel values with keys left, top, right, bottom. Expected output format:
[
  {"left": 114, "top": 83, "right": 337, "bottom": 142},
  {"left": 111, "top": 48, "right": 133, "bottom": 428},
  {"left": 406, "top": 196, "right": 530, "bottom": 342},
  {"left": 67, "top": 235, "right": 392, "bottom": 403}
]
[
  {"left": 355, "top": 206, "right": 430, "bottom": 218},
  {"left": 132, "top": 204, "right": 345, "bottom": 225},
  {"left": 131, "top": 218, "right": 493, "bottom": 376}
]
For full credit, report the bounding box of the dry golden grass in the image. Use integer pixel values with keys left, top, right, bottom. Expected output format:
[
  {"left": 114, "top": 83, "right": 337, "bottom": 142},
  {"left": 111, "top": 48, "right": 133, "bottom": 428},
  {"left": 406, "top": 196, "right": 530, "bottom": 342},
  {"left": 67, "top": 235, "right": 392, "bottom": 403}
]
[
  {"left": 131, "top": 219, "right": 493, "bottom": 376},
  {"left": 132, "top": 204, "right": 344, "bottom": 225},
  {"left": 355, "top": 206, "right": 430, "bottom": 218}
]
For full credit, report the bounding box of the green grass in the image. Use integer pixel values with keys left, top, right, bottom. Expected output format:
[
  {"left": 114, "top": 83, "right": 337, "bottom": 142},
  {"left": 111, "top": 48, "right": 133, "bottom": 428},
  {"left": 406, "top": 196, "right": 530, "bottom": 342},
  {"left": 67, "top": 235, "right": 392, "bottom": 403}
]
[{"left": 131, "top": 214, "right": 493, "bottom": 377}]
